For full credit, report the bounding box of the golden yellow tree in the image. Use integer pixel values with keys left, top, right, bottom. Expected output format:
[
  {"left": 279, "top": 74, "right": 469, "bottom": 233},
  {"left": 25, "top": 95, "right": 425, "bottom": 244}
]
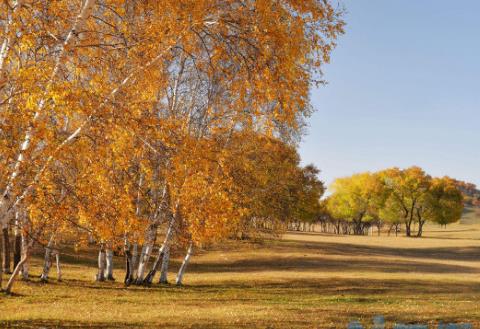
[{"left": 0, "top": 0, "right": 344, "bottom": 292}]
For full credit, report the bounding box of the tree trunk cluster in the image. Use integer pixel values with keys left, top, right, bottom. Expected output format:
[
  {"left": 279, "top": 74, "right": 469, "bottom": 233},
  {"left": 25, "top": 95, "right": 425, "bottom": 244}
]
[{"left": 288, "top": 221, "right": 316, "bottom": 232}]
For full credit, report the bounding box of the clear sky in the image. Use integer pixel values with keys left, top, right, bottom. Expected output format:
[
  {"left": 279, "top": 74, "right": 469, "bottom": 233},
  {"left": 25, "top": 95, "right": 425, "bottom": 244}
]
[{"left": 299, "top": 0, "right": 480, "bottom": 190}]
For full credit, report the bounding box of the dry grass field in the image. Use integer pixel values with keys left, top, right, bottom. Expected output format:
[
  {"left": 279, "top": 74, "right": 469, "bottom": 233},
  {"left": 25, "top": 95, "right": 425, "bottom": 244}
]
[{"left": 0, "top": 218, "right": 479, "bottom": 328}]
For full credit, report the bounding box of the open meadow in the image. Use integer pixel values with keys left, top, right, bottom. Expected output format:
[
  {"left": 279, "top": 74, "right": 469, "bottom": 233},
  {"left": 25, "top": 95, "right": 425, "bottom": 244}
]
[
  {"left": 1, "top": 216, "right": 479, "bottom": 329},
  {"left": 1, "top": 1, "right": 479, "bottom": 328}
]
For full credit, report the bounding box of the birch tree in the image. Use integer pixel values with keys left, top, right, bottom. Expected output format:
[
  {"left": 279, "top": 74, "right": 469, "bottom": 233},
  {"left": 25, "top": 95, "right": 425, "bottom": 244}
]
[{"left": 0, "top": 0, "right": 344, "bottom": 292}]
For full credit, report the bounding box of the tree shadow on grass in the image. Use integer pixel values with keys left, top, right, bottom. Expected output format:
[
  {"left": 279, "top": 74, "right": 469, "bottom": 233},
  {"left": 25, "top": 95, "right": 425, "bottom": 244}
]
[
  {"left": 184, "top": 276, "right": 480, "bottom": 296},
  {"left": 186, "top": 254, "right": 479, "bottom": 275},
  {"left": 10, "top": 273, "right": 480, "bottom": 299},
  {"left": 4, "top": 278, "right": 480, "bottom": 329},
  {"left": 271, "top": 237, "right": 480, "bottom": 262}
]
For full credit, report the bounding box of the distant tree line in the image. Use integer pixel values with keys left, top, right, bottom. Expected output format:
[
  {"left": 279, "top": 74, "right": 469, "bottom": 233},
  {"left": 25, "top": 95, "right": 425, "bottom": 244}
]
[
  {"left": 452, "top": 180, "right": 480, "bottom": 207},
  {"left": 289, "top": 167, "right": 465, "bottom": 238}
]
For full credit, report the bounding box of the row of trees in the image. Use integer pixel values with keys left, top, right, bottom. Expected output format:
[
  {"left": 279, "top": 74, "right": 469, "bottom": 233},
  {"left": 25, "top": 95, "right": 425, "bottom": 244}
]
[
  {"left": 0, "top": 0, "right": 343, "bottom": 293},
  {"left": 325, "top": 167, "right": 464, "bottom": 237}
]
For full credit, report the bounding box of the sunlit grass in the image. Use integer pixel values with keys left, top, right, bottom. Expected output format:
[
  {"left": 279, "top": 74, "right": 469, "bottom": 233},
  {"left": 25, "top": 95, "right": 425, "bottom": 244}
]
[{"left": 0, "top": 223, "right": 479, "bottom": 328}]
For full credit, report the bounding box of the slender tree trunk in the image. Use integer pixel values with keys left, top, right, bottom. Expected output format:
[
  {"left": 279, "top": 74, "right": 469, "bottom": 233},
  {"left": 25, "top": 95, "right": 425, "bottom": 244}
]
[
  {"left": 159, "top": 245, "right": 170, "bottom": 284},
  {"left": 145, "top": 249, "right": 163, "bottom": 285},
  {"left": 5, "top": 253, "right": 28, "bottom": 294},
  {"left": 96, "top": 244, "right": 106, "bottom": 282},
  {"left": 353, "top": 221, "right": 358, "bottom": 235},
  {"left": 135, "top": 243, "right": 152, "bottom": 284},
  {"left": 416, "top": 220, "right": 425, "bottom": 237},
  {"left": 0, "top": 10, "right": 22, "bottom": 213},
  {"left": 13, "top": 226, "right": 21, "bottom": 269},
  {"left": 405, "top": 204, "right": 416, "bottom": 237},
  {"left": 128, "top": 173, "right": 142, "bottom": 285},
  {"left": 124, "top": 238, "right": 135, "bottom": 285},
  {"left": 136, "top": 243, "right": 147, "bottom": 281},
  {"left": 40, "top": 235, "right": 55, "bottom": 282},
  {"left": 13, "top": 210, "right": 25, "bottom": 270},
  {"left": 145, "top": 213, "right": 175, "bottom": 284},
  {"left": 55, "top": 251, "right": 62, "bottom": 281},
  {"left": 124, "top": 243, "right": 132, "bottom": 285},
  {"left": 5, "top": 249, "right": 29, "bottom": 294},
  {"left": 130, "top": 242, "right": 138, "bottom": 279},
  {"left": 1, "top": 0, "right": 97, "bottom": 210},
  {"left": 405, "top": 220, "right": 411, "bottom": 237},
  {"left": 2, "top": 224, "right": 11, "bottom": 274},
  {"left": 135, "top": 215, "right": 160, "bottom": 284},
  {"left": 105, "top": 248, "right": 114, "bottom": 281},
  {"left": 124, "top": 255, "right": 131, "bottom": 285},
  {"left": 176, "top": 243, "right": 193, "bottom": 286},
  {"left": 20, "top": 229, "right": 29, "bottom": 280},
  {"left": 0, "top": 1, "right": 21, "bottom": 72}
]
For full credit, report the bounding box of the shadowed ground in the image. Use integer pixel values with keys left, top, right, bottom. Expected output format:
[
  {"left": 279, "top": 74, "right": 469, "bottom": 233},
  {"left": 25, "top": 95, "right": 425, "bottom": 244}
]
[{"left": 0, "top": 221, "right": 479, "bottom": 328}]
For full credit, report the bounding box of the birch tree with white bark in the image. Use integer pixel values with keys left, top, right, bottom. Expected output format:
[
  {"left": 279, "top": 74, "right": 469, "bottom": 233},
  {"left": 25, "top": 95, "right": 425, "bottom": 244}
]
[{"left": 0, "top": 0, "right": 344, "bottom": 292}]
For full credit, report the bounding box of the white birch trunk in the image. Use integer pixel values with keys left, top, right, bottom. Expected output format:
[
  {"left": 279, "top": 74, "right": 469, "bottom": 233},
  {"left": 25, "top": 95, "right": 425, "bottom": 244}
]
[
  {"left": 40, "top": 235, "right": 55, "bottom": 282},
  {"left": 5, "top": 250, "right": 28, "bottom": 294},
  {"left": 130, "top": 173, "right": 142, "bottom": 282},
  {"left": 20, "top": 229, "right": 29, "bottom": 280},
  {"left": 55, "top": 251, "right": 62, "bottom": 281},
  {"left": 136, "top": 242, "right": 153, "bottom": 283},
  {"left": 0, "top": 21, "right": 11, "bottom": 72},
  {"left": 13, "top": 212, "right": 22, "bottom": 268},
  {"left": 6, "top": 28, "right": 183, "bottom": 215},
  {"left": 105, "top": 249, "right": 114, "bottom": 281},
  {"left": 0, "top": 3, "right": 95, "bottom": 254},
  {"left": 3, "top": 0, "right": 97, "bottom": 203},
  {"left": 131, "top": 242, "right": 138, "bottom": 278},
  {"left": 0, "top": 8, "right": 100, "bottom": 267},
  {"left": 95, "top": 245, "right": 106, "bottom": 282},
  {"left": 0, "top": 0, "right": 22, "bottom": 72},
  {"left": 145, "top": 212, "right": 175, "bottom": 284},
  {"left": 144, "top": 245, "right": 162, "bottom": 284},
  {"left": 5, "top": 234, "right": 32, "bottom": 293},
  {"left": 135, "top": 185, "right": 166, "bottom": 284},
  {"left": 159, "top": 245, "right": 170, "bottom": 284},
  {"left": 176, "top": 243, "right": 193, "bottom": 286}
]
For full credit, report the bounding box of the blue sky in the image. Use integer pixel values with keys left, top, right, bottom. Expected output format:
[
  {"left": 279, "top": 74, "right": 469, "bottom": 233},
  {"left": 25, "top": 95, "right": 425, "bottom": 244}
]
[{"left": 300, "top": 0, "right": 480, "bottom": 189}]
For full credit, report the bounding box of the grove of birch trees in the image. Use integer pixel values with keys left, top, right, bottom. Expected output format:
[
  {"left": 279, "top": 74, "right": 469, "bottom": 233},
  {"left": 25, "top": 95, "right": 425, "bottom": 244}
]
[{"left": 0, "top": 0, "right": 344, "bottom": 293}]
